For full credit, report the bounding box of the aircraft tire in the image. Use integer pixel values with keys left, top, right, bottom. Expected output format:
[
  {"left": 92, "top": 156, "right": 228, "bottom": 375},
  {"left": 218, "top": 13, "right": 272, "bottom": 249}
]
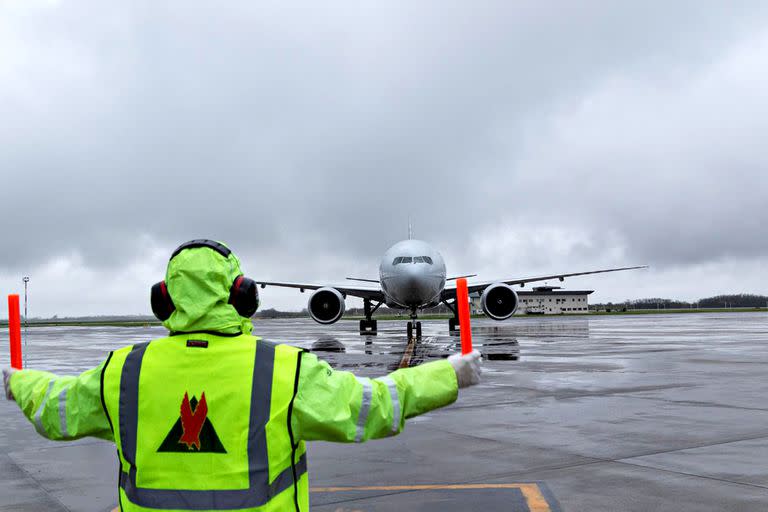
[
  {"left": 416, "top": 321, "right": 422, "bottom": 338},
  {"left": 359, "top": 319, "right": 378, "bottom": 335},
  {"left": 407, "top": 321, "right": 413, "bottom": 339}
]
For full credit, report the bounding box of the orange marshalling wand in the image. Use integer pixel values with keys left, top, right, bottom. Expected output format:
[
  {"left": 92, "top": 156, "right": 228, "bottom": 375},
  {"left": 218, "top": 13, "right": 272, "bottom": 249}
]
[
  {"left": 455, "top": 278, "right": 473, "bottom": 355},
  {"left": 8, "top": 294, "right": 22, "bottom": 369}
]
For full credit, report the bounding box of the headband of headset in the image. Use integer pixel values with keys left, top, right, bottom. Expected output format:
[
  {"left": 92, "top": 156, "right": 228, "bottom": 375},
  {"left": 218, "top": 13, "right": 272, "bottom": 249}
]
[
  {"left": 170, "top": 239, "right": 232, "bottom": 260},
  {"left": 151, "top": 239, "right": 258, "bottom": 321}
]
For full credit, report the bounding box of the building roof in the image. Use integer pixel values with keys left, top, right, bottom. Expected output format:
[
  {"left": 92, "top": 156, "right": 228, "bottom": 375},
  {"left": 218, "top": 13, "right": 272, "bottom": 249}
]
[
  {"left": 518, "top": 290, "right": 594, "bottom": 296},
  {"left": 531, "top": 286, "right": 562, "bottom": 292}
]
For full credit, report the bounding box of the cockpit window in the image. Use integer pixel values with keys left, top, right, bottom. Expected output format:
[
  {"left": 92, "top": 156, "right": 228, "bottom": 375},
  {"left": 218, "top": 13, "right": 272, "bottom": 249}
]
[{"left": 394, "top": 256, "right": 433, "bottom": 265}]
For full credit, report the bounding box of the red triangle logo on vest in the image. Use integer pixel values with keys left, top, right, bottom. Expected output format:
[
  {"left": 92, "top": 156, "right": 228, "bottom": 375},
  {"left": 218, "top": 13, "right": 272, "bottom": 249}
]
[{"left": 157, "top": 392, "right": 227, "bottom": 453}]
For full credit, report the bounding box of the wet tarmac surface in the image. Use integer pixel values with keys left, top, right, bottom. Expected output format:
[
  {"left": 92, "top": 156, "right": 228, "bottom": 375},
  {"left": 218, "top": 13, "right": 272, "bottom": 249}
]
[{"left": 1, "top": 312, "right": 768, "bottom": 510}]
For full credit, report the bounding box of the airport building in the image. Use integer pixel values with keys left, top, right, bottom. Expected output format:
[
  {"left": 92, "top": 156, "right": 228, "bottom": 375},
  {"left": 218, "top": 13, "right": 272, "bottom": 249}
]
[{"left": 472, "top": 286, "right": 594, "bottom": 315}]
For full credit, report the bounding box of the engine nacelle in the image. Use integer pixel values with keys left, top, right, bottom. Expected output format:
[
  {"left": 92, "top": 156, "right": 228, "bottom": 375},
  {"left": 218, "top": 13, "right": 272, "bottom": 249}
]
[
  {"left": 308, "top": 287, "right": 346, "bottom": 324},
  {"left": 480, "top": 283, "right": 519, "bottom": 320}
]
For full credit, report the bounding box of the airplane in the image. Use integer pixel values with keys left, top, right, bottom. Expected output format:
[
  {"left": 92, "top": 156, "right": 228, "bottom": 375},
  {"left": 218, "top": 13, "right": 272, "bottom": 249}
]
[{"left": 256, "top": 238, "right": 646, "bottom": 338}]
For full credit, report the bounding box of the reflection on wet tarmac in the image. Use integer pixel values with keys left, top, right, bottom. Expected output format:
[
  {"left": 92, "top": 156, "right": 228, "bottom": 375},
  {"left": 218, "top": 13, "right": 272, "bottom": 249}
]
[
  {"left": 310, "top": 330, "right": 520, "bottom": 373},
  {"left": 1, "top": 313, "right": 763, "bottom": 381},
  {"left": 0, "top": 319, "right": 523, "bottom": 379},
  {"left": 311, "top": 337, "right": 346, "bottom": 353}
]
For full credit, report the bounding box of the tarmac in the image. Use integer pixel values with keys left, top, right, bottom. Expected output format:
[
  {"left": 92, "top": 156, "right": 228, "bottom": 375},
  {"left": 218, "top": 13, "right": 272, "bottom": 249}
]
[{"left": 1, "top": 312, "right": 768, "bottom": 511}]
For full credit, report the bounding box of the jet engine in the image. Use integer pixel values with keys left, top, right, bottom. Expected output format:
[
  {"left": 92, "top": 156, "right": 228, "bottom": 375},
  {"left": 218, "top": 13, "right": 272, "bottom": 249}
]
[
  {"left": 308, "top": 287, "right": 346, "bottom": 324},
  {"left": 480, "top": 283, "right": 519, "bottom": 320}
]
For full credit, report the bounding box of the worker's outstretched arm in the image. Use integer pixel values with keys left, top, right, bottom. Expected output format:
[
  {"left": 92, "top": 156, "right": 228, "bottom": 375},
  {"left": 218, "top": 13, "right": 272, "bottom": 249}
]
[
  {"left": 4, "top": 363, "right": 113, "bottom": 442},
  {"left": 292, "top": 351, "right": 479, "bottom": 443}
]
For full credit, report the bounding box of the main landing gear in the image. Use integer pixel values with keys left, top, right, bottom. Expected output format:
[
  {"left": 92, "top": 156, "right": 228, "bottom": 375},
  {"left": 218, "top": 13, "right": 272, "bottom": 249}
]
[
  {"left": 407, "top": 307, "right": 422, "bottom": 339},
  {"left": 359, "top": 298, "right": 382, "bottom": 335},
  {"left": 443, "top": 300, "right": 460, "bottom": 333}
]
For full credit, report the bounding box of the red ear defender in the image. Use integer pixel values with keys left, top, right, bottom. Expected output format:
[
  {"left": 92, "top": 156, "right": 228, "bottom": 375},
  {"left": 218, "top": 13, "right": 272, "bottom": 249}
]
[
  {"left": 151, "top": 276, "right": 259, "bottom": 321},
  {"left": 151, "top": 281, "right": 176, "bottom": 321},
  {"left": 229, "top": 275, "right": 259, "bottom": 318}
]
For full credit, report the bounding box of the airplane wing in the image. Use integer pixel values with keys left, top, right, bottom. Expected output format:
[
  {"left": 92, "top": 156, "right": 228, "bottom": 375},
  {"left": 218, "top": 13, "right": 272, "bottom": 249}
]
[
  {"left": 441, "top": 265, "right": 648, "bottom": 300},
  {"left": 255, "top": 280, "right": 385, "bottom": 301}
]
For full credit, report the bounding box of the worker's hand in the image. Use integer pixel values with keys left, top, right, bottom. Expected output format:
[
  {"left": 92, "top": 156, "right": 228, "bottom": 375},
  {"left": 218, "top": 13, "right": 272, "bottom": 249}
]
[
  {"left": 3, "top": 368, "right": 17, "bottom": 401},
  {"left": 448, "top": 350, "right": 482, "bottom": 388}
]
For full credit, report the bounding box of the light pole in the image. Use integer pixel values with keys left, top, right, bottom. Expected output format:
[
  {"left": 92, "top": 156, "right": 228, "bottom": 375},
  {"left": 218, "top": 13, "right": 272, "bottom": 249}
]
[{"left": 22, "top": 276, "right": 29, "bottom": 367}]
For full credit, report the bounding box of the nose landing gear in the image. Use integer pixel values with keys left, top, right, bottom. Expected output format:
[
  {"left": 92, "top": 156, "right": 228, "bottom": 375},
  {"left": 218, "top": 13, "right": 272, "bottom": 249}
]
[
  {"left": 407, "top": 308, "right": 422, "bottom": 339},
  {"left": 407, "top": 320, "right": 422, "bottom": 339}
]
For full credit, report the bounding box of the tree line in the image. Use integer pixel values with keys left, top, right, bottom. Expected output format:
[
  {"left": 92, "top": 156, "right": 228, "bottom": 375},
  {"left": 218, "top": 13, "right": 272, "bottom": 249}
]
[{"left": 595, "top": 294, "right": 768, "bottom": 310}]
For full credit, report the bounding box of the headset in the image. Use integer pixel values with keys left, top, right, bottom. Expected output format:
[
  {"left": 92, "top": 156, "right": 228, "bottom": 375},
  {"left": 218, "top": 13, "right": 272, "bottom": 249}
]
[{"left": 150, "top": 239, "right": 259, "bottom": 321}]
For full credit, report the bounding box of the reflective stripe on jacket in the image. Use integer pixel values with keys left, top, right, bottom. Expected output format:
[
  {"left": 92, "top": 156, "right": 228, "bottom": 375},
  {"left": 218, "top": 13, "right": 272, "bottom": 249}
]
[{"left": 9, "top": 333, "right": 459, "bottom": 511}]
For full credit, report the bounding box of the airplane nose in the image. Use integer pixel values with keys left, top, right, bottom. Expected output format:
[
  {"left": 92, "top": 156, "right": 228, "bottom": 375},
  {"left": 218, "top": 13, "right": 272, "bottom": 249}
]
[{"left": 395, "top": 272, "right": 436, "bottom": 305}]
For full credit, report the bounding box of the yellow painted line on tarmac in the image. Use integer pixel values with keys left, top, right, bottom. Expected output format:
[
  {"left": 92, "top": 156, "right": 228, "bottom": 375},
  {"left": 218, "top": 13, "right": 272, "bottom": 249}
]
[
  {"left": 112, "top": 483, "right": 556, "bottom": 511},
  {"left": 397, "top": 336, "right": 417, "bottom": 369},
  {"left": 518, "top": 483, "right": 552, "bottom": 512},
  {"left": 312, "top": 483, "right": 554, "bottom": 512}
]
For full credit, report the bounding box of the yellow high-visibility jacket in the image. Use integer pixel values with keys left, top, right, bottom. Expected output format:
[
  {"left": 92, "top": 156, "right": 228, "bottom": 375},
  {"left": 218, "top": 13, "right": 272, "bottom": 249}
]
[{"left": 9, "top": 333, "right": 458, "bottom": 511}]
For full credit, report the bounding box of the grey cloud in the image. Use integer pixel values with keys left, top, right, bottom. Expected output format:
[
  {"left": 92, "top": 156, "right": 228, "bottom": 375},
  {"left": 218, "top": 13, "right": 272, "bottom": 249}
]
[{"left": 1, "top": 1, "right": 767, "bottom": 314}]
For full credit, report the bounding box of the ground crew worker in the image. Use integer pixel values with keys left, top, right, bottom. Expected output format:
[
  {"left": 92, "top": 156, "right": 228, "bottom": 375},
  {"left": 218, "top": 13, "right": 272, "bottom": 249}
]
[{"left": 3, "top": 239, "right": 481, "bottom": 511}]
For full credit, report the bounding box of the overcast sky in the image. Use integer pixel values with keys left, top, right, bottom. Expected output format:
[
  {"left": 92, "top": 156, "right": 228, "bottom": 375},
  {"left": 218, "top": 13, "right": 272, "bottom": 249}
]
[{"left": 1, "top": 1, "right": 767, "bottom": 317}]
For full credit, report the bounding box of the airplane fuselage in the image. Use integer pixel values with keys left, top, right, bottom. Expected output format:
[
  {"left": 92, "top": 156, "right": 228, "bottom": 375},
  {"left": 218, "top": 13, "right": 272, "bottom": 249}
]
[{"left": 379, "top": 240, "right": 446, "bottom": 310}]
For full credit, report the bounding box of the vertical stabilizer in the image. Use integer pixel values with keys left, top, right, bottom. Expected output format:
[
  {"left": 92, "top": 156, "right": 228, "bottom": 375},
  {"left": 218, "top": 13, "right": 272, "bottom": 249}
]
[{"left": 408, "top": 218, "right": 413, "bottom": 240}]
